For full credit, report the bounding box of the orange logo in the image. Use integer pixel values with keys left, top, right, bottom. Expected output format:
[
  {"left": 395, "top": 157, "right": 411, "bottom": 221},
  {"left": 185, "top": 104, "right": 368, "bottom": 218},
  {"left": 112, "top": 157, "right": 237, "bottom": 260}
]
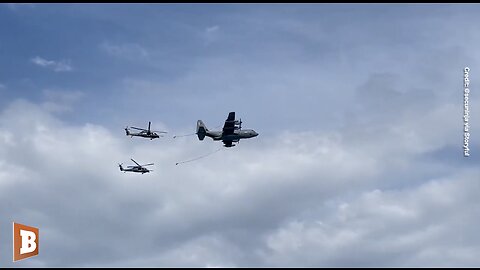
[{"left": 13, "top": 222, "right": 39, "bottom": 262}]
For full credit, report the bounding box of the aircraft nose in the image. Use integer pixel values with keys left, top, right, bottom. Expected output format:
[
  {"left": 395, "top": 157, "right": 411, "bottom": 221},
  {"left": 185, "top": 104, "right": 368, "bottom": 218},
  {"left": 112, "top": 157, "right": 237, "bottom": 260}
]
[{"left": 253, "top": 131, "right": 259, "bottom": 137}]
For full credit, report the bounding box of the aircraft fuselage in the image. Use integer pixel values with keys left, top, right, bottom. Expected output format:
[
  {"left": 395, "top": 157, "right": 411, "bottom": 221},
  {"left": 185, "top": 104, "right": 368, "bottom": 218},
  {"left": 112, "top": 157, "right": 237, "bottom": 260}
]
[
  {"left": 206, "top": 129, "right": 258, "bottom": 141},
  {"left": 119, "top": 165, "right": 150, "bottom": 174},
  {"left": 130, "top": 133, "right": 159, "bottom": 139}
]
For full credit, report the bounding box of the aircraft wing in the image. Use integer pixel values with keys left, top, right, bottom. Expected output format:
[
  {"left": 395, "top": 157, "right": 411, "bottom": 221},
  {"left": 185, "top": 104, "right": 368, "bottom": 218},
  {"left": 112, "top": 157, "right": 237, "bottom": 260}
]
[{"left": 222, "top": 112, "right": 236, "bottom": 136}]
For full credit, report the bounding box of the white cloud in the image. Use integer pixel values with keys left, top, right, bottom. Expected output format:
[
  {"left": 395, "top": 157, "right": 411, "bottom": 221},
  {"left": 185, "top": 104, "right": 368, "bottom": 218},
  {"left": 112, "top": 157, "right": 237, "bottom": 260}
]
[
  {"left": 203, "top": 25, "right": 220, "bottom": 45},
  {"left": 6, "top": 3, "right": 36, "bottom": 11},
  {"left": 100, "top": 42, "right": 149, "bottom": 59},
  {"left": 263, "top": 169, "right": 480, "bottom": 267},
  {"left": 0, "top": 96, "right": 476, "bottom": 267},
  {"left": 41, "top": 89, "right": 84, "bottom": 113},
  {"left": 206, "top": 25, "right": 219, "bottom": 34},
  {"left": 250, "top": 101, "right": 476, "bottom": 263},
  {"left": 31, "top": 56, "right": 73, "bottom": 72},
  {"left": 0, "top": 98, "right": 377, "bottom": 267}
]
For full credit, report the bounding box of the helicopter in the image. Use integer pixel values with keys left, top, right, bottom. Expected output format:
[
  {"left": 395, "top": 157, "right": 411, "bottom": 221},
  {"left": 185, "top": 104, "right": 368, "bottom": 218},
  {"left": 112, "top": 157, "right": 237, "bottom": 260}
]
[
  {"left": 125, "top": 121, "right": 167, "bottom": 140},
  {"left": 196, "top": 112, "right": 258, "bottom": 147},
  {"left": 119, "top": 159, "right": 154, "bottom": 174}
]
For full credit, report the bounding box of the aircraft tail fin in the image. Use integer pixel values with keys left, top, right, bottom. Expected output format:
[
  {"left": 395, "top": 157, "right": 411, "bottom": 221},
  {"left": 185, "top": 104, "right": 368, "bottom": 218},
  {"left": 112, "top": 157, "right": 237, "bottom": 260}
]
[
  {"left": 125, "top": 128, "right": 130, "bottom": 136},
  {"left": 196, "top": 120, "right": 207, "bottom": 141},
  {"left": 119, "top": 164, "right": 124, "bottom": 171}
]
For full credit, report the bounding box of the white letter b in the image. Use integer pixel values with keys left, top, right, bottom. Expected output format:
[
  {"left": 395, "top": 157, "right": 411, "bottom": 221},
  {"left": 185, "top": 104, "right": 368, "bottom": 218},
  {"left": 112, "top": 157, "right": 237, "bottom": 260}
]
[{"left": 20, "top": 229, "right": 37, "bottom": 254}]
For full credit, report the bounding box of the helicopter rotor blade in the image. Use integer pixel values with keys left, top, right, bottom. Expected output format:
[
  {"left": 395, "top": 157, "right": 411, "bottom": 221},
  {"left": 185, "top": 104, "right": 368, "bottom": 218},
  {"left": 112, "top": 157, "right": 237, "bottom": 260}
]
[
  {"left": 130, "top": 127, "right": 146, "bottom": 131},
  {"left": 141, "top": 163, "right": 154, "bottom": 166},
  {"left": 131, "top": 159, "right": 141, "bottom": 166}
]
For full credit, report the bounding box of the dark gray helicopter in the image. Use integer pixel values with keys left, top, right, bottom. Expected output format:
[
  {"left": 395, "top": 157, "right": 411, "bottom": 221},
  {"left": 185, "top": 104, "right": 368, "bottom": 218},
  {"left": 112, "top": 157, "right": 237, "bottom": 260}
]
[
  {"left": 196, "top": 112, "right": 258, "bottom": 147},
  {"left": 125, "top": 122, "right": 167, "bottom": 140},
  {"left": 119, "top": 159, "right": 154, "bottom": 174}
]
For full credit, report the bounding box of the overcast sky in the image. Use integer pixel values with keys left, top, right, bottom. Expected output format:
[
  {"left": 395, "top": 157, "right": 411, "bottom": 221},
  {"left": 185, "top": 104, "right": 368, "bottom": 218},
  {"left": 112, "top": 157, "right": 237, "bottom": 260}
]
[{"left": 0, "top": 3, "right": 479, "bottom": 267}]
